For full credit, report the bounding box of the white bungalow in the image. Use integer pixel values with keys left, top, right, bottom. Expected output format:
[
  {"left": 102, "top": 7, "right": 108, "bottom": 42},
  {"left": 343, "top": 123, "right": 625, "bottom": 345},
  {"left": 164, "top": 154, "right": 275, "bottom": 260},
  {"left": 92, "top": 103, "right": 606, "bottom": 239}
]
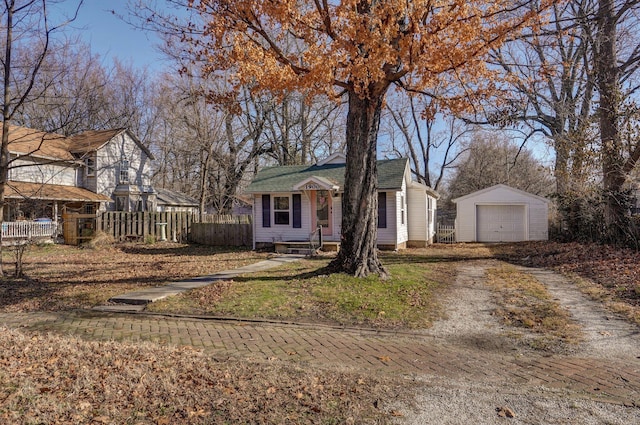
[{"left": 245, "top": 153, "right": 439, "bottom": 251}]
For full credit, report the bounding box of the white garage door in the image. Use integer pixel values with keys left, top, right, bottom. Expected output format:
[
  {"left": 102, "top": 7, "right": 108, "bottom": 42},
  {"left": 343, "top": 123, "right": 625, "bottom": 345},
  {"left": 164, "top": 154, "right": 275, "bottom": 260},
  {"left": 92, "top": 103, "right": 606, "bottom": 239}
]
[{"left": 476, "top": 205, "right": 526, "bottom": 242}]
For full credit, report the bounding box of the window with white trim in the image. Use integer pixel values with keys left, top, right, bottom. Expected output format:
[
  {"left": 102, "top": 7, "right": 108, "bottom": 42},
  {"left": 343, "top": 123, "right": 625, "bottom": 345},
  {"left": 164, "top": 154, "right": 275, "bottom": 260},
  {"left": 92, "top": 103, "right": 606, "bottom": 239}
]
[
  {"left": 273, "top": 196, "right": 290, "bottom": 225},
  {"left": 119, "top": 160, "right": 130, "bottom": 184},
  {"left": 85, "top": 157, "right": 95, "bottom": 177},
  {"left": 401, "top": 195, "right": 406, "bottom": 225}
]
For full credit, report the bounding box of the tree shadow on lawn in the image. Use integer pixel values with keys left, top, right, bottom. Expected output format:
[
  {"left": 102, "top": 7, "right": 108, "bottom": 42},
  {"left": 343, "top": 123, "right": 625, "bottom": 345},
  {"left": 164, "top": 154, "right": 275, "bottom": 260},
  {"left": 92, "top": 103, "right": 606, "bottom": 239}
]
[
  {"left": 0, "top": 274, "right": 176, "bottom": 311},
  {"left": 117, "top": 243, "right": 258, "bottom": 257}
]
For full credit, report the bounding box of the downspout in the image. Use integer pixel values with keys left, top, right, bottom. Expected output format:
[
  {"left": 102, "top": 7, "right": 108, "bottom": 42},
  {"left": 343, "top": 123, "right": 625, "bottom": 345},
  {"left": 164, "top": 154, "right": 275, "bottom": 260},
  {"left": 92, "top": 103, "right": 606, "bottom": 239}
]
[
  {"left": 427, "top": 191, "right": 431, "bottom": 244},
  {"left": 252, "top": 194, "right": 256, "bottom": 251}
]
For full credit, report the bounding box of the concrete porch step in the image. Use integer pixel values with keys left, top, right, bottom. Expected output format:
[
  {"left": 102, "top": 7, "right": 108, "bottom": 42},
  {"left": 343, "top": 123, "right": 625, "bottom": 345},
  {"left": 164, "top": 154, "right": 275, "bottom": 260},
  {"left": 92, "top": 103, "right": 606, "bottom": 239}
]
[{"left": 287, "top": 248, "right": 316, "bottom": 255}]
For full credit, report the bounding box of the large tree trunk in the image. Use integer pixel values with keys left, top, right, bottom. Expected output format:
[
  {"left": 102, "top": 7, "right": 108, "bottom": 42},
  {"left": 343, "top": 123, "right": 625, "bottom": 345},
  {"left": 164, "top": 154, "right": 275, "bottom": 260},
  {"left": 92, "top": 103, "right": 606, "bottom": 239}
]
[
  {"left": 0, "top": 5, "right": 15, "bottom": 276},
  {"left": 596, "top": 0, "right": 629, "bottom": 242},
  {"left": 329, "top": 91, "right": 387, "bottom": 278}
]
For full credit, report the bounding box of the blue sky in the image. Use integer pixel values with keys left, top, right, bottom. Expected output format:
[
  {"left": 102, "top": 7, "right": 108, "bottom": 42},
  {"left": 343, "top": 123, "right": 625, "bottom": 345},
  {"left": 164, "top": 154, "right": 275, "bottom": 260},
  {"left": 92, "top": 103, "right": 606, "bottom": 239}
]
[{"left": 55, "top": 1, "right": 166, "bottom": 72}]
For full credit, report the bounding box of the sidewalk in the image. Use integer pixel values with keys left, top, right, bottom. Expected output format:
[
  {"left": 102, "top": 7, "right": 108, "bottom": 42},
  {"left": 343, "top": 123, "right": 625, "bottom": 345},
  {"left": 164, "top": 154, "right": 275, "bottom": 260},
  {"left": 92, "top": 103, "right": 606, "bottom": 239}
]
[{"left": 101, "top": 254, "right": 305, "bottom": 311}]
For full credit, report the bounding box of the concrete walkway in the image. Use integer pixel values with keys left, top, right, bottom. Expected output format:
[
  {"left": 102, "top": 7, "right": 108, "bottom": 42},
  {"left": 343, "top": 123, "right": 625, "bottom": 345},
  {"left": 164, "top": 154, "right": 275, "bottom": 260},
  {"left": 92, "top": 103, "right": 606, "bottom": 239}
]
[{"left": 101, "top": 255, "right": 305, "bottom": 311}]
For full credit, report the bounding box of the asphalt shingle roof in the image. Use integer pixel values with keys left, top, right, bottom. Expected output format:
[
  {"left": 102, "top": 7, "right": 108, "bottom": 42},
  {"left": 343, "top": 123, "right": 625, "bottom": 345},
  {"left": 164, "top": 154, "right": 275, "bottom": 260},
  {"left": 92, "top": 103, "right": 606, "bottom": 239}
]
[
  {"left": 2, "top": 124, "right": 74, "bottom": 161},
  {"left": 5, "top": 181, "right": 111, "bottom": 202},
  {"left": 156, "top": 188, "right": 199, "bottom": 207},
  {"left": 246, "top": 158, "right": 408, "bottom": 193}
]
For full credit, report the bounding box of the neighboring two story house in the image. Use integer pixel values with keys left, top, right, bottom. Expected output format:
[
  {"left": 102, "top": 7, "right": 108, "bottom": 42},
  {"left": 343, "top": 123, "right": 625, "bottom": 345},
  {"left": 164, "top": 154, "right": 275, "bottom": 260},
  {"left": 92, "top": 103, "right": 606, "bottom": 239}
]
[
  {"left": 68, "top": 128, "right": 157, "bottom": 214},
  {"left": 2, "top": 124, "right": 191, "bottom": 222}
]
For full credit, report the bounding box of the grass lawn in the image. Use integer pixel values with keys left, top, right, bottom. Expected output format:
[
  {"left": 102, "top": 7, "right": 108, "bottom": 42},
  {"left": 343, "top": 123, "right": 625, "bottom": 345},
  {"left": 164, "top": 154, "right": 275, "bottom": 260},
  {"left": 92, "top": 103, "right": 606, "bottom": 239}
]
[{"left": 147, "top": 251, "right": 457, "bottom": 329}]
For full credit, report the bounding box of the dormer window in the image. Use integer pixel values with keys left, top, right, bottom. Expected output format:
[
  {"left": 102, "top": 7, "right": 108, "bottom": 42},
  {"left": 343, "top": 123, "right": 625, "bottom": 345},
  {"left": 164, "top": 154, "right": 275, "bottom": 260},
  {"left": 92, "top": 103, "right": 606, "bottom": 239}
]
[
  {"left": 119, "top": 160, "right": 130, "bottom": 184},
  {"left": 85, "top": 157, "right": 95, "bottom": 177}
]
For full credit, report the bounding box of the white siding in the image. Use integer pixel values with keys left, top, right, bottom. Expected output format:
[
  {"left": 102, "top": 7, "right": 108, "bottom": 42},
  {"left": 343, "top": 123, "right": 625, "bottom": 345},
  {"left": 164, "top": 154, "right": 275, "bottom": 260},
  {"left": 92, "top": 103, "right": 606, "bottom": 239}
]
[
  {"left": 407, "top": 186, "right": 426, "bottom": 242},
  {"left": 253, "top": 192, "right": 314, "bottom": 243},
  {"left": 377, "top": 191, "right": 397, "bottom": 245},
  {"left": 332, "top": 193, "right": 342, "bottom": 238},
  {"left": 94, "top": 132, "right": 154, "bottom": 210},
  {"left": 395, "top": 183, "right": 409, "bottom": 245},
  {"left": 454, "top": 185, "right": 548, "bottom": 242},
  {"left": 10, "top": 157, "right": 77, "bottom": 186}
]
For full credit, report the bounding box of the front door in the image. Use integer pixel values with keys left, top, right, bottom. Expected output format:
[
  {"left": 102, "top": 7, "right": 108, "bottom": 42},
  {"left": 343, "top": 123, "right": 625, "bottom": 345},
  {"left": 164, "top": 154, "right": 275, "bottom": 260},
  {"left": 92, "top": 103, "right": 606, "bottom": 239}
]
[{"left": 311, "top": 190, "right": 332, "bottom": 236}]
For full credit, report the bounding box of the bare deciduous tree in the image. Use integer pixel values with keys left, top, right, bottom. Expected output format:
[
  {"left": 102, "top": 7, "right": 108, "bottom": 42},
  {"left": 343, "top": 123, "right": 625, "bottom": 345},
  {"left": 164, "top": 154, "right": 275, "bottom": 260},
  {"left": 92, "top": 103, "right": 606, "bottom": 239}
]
[
  {"left": 446, "top": 132, "right": 554, "bottom": 202},
  {"left": 1, "top": 0, "right": 82, "bottom": 275},
  {"left": 382, "top": 92, "right": 469, "bottom": 191}
]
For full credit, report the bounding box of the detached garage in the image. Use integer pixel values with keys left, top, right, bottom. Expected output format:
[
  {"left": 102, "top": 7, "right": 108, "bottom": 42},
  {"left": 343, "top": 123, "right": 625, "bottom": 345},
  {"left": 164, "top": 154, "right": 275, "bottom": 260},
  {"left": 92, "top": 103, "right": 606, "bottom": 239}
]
[{"left": 452, "top": 184, "right": 549, "bottom": 242}]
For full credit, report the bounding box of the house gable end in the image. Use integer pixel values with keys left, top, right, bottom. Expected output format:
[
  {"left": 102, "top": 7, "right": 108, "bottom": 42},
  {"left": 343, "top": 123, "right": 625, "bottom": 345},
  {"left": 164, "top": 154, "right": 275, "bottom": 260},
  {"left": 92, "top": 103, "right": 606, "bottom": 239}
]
[
  {"left": 292, "top": 176, "right": 340, "bottom": 191},
  {"left": 452, "top": 184, "right": 550, "bottom": 204}
]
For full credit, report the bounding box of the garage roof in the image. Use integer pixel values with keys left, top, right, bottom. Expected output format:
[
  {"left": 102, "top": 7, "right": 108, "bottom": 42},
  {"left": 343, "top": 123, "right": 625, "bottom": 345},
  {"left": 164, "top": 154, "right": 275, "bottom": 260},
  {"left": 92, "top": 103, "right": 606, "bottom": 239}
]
[{"left": 452, "top": 184, "right": 549, "bottom": 204}]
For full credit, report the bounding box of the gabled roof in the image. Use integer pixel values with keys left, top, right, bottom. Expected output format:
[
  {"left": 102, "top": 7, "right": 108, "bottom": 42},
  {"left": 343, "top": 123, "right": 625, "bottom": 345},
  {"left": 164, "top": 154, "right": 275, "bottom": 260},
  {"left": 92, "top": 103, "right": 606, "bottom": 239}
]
[
  {"left": 452, "top": 183, "right": 550, "bottom": 204},
  {"left": 156, "top": 188, "right": 199, "bottom": 207},
  {"left": 5, "top": 181, "right": 111, "bottom": 202},
  {"left": 69, "top": 128, "right": 156, "bottom": 160},
  {"left": 2, "top": 124, "right": 156, "bottom": 162},
  {"left": 68, "top": 128, "right": 126, "bottom": 153},
  {"left": 292, "top": 176, "right": 340, "bottom": 191},
  {"left": 2, "top": 124, "right": 74, "bottom": 161},
  {"left": 246, "top": 158, "right": 409, "bottom": 193}
]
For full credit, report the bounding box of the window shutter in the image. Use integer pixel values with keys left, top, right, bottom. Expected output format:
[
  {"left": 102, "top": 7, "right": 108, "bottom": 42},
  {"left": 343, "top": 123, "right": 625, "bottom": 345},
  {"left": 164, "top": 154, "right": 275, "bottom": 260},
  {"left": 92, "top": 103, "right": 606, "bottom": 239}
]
[
  {"left": 378, "top": 192, "right": 387, "bottom": 228},
  {"left": 292, "top": 194, "right": 302, "bottom": 228},
  {"left": 262, "top": 194, "right": 271, "bottom": 227}
]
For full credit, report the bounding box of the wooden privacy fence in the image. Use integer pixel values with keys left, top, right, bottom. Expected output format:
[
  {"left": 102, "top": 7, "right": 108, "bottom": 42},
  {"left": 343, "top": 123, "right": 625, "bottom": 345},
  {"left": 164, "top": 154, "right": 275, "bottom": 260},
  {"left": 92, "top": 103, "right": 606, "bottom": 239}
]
[
  {"left": 97, "top": 212, "right": 193, "bottom": 243},
  {"left": 190, "top": 215, "right": 252, "bottom": 247},
  {"left": 436, "top": 223, "right": 456, "bottom": 244},
  {"left": 62, "top": 212, "right": 194, "bottom": 245}
]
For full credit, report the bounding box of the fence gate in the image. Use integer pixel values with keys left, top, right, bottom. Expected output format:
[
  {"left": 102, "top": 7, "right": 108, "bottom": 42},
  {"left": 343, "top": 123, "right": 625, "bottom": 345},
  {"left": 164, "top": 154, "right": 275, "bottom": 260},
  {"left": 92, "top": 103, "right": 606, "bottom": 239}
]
[
  {"left": 62, "top": 213, "right": 97, "bottom": 245},
  {"left": 436, "top": 224, "right": 456, "bottom": 243}
]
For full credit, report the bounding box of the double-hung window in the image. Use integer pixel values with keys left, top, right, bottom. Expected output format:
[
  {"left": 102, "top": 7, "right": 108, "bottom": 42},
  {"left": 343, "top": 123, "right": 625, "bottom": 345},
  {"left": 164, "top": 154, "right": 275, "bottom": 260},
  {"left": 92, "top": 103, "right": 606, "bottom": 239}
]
[
  {"left": 273, "top": 196, "right": 290, "bottom": 225},
  {"left": 119, "top": 160, "right": 130, "bottom": 184},
  {"left": 85, "top": 157, "right": 95, "bottom": 177}
]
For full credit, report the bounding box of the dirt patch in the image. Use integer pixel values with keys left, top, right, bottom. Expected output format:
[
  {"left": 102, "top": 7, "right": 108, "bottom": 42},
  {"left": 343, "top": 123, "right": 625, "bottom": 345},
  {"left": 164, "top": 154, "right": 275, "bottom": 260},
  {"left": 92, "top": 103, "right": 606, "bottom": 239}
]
[{"left": 426, "top": 255, "right": 640, "bottom": 360}]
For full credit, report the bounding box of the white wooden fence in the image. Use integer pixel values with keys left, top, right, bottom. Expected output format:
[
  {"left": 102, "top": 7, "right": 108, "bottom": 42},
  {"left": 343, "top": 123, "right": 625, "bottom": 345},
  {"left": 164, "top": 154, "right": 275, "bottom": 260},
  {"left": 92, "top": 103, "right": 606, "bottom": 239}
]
[
  {"left": 2, "top": 221, "right": 59, "bottom": 240},
  {"left": 436, "top": 224, "right": 456, "bottom": 243}
]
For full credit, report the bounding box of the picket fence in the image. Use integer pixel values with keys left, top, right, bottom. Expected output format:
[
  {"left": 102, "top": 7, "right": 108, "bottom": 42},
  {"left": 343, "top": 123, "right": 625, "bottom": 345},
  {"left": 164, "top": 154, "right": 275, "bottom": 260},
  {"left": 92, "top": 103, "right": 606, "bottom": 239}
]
[{"left": 2, "top": 221, "right": 58, "bottom": 240}]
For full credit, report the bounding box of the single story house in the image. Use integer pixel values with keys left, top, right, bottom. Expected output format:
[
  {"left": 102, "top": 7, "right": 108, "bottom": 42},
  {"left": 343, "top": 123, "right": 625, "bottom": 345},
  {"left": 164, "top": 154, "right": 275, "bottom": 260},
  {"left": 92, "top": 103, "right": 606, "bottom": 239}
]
[
  {"left": 245, "top": 153, "right": 439, "bottom": 251},
  {"left": 452, "top": 184, "right": 549, "bottom": 242}
]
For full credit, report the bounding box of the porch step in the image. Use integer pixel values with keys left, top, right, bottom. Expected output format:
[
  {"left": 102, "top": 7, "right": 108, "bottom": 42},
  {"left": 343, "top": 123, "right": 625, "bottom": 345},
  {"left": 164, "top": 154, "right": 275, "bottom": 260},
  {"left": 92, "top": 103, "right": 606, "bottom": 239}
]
[
  {"left": 275, "top": 241, "right": 340, "bottom": 254},
  {"left": 287, "top": 248, "right": 316, "bottom": 255}
]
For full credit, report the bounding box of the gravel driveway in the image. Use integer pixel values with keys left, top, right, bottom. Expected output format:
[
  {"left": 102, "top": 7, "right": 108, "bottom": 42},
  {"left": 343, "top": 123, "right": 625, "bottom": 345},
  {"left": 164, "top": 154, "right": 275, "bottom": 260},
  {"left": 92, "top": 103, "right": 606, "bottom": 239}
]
[{"left": 399, "top": 260, "right": 640, "bottom": 424}]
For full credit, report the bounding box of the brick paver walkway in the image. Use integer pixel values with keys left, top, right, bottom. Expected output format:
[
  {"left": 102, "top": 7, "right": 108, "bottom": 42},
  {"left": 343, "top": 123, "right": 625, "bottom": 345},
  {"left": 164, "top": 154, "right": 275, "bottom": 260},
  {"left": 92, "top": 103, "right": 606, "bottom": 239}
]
[{"left": 1, "top": 310, "right": 638, "bottom": 407}]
